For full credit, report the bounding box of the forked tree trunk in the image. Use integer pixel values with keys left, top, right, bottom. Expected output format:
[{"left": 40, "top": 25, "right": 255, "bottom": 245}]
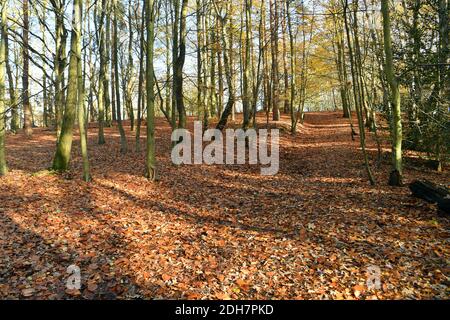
[{"left": 52, "top": 0, "right": 81, "bottom": 171}]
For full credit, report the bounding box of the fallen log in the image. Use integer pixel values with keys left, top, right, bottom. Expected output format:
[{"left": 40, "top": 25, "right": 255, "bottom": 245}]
[{"left": 409, "top": 180, "right": 450, "bottom": 214}]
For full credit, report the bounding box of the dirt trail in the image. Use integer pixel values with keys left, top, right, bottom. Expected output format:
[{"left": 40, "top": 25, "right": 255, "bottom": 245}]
[{"left": 0, "top": 112, "right": 448, "bottom": 299}]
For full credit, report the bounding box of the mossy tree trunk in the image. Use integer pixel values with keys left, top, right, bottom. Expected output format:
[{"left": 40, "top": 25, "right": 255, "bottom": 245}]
[
  {"left": 381, "top": 0, "right": 403, "bottom": 186},
  {"left": 52, "top": 0, "right": 81, "bottom": 171}
]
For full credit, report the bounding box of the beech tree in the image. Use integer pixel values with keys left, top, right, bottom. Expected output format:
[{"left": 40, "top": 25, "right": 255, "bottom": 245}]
[
  {"left": 0, "top": 0, "right": 6, "bottom": 176},
  {"left": 52, "top": 0, "right": 81, "bottom": 171},
  {"left": 381, "top": 0, "right": 402, "bottom": 186},
  {"left": 145, "top": 0, "right": 156, "bottom": 180}
]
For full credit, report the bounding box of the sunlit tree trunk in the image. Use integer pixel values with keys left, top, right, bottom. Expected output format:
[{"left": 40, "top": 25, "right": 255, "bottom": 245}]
[
  {"left": 77, "top": 0, "right": 90, "bottom": 181},
  {"left": 145, "top": 0, "right": 156, "bottom": 180},
  {"left": 381, "top": 0, "right": 402, "bottom": 186},
  {"left": 343, "top": 0, "right": 375, "bottom": 185},
  {"left": 287, "top": 0, "right": 297, "bottom": 133},
  {"left": 52, "top": 0, "right": 81, "bottom": 171},
  {"left": 97, "top": 0, "right": 107, "bottom": 144},
  {"left": 281, "top": 0, "right": 289, "bottom": 115},
  {"left": 214, "top": 1, "right": 236, "bottom": 131},
  {"left": 105, "top": 0, "right": 113, "bottom": 125},
  {"left": 126, "top": 0, "right": 135, "bottom": 132},
  {"left": 172, "top": 0, "right": 188, "bottom": 130},
  {"left": 113, "top": 0, "right": 128, "bottom": 153},
  {"left": 22, "top": 0, "right": 32, "bottom": 136},
  {"left": 52, "top": 0, "right": 67, "bottom": 138},
  {"left": 242, "top": 0, "right": 252, "bottom": 130},
  {"left": 196, "top": 0, "right": 206, "bottom": 128},
  {"left": 269, "top": 0, "right": 280, "bottom": 121}
]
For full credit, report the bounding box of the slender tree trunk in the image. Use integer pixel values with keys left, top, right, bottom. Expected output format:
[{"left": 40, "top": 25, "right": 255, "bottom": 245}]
[
  {"left": 173, "top": 0, "right": 188, "bottom": 129},
  {"left": 136, "top": 3, "right": 146, "bottom": 151},
  {"left": 104, "top": 0, "right": 113, "bottom": 125},
  {"left": 77, "top": 0, "right": 90, "bottom": 181},
  {"left": 145, "top": 0, "right": 156, "bottom": 180},
  {"left": 97, "top": 0, "right": 107, "bottom": 144},
  {"left": 113, "top": 0, "right": 127, "bottom": 153},
  {"left": 171, "top": 0, "right": 179, "bottom": 132},
  {"left": 22, "top": 0, "right": 32, "bottom": 136},
  {"left": 214, "top": 2, "right": 236, "bottom": 131},
  {"left": 126, "top": 0, "right": 135, "bottom": 132},
  {"left": 196, "top": 0, "right": 205, "bottom": 128},
  {"left": 381, "top": 0, "right": 402, "bottom": 186},
  {"left": 40, "top": 3, "right": 49, "bottom": 128},
  {"left": 217, "top": 49, "right": 224, "bottom": 118},
  {"left": 4, "top": 9, "right": 18, "bottom": 133},
  {"left": 228, "top": 2, "right": 236, "bottom": 122},
  {"left": 0, "top": 0, "right": 7, "bottom": 176},
  {"left": 242, "top": 0, "right": 252, "bottom": 130},
  {"left": 281, "top": 0, "right": 289, "bottom": 115},
  {"left": 287, "top": 0, "right": 297, "bottom": 133},
  {"left": 270, "top": 0, "right": 280, "bottom": 121},
  {"left": 343, "top": 0, "right": 375, "bottom": 185},
  {"left": 53, "top": 0, "right": 67, "bottom": 138}
]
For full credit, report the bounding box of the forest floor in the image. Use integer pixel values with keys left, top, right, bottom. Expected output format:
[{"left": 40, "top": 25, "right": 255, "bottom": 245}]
[{"left": 0, "top": 112, "right": 448, "bottom": 299}]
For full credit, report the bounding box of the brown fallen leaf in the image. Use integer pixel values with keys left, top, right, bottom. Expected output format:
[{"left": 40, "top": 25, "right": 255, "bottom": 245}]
[
  {"left": 87, "top": 283, "right": 98, "bottom": 292},
  {"left": 353, "top": 284, "right": 365, "bottom": 298},
  {"left": 161, "top": 274, "right": 171, "bottom": 282},
  {"left": 22, "top": 288, "right": 35, "bottom": 297},
  {"left": 236, "top": 279, "right": 251, "bottom": 291},
  {"left": 65, "top": 288, "right": 81, "bottom": 296}
]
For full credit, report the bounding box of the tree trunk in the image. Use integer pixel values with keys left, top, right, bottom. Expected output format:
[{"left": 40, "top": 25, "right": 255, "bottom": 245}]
[
  {"left": 213, "top": 2, "right": 236, "bottom": 131},
  {"left": 97, "top": 0, "right": 107, "bottom": 144},
  {"left": 52, "top": 0, "right": 81, "bottom": 171},
  {"left": 77, "top": 0, "right": 90, "bottom": 181},
  {"left": 381, "top": 0, "right": 403, "bottom": 186},
  {"left": 22, "top": 0, "right": 32, "bottom": 136},
  {"left": 136, "top": 2, "right": 146, "bottom": 152},
  {"left": 176, "top": 0, "right": 188, "bottom": 129},
  {"left": 287, "top": 0, "right": 297, "bottom": 133},
  {"left": 113, "top": 0, "right": 128, "bottom": 153},
  {"left": 3, "top": 6, "right": 18, "bottom": 134},
  {"left": 270, "top": 0, "right": 280, "bottom": 121},
  {"left": 242, "top": 0, "right": 252, "bottom": 130},
  {"left": 0, "top": 0, "right": 7, "bottom": 175},
  {"left": 126, "top": 0, "right": 135, "bottom": 132},
  {"left": 343, "top": 0, "right": 375, "bottom": 185},
  {"left": 53, "top": 0, "right": 67, "bottom": 138},
  {"left": 145, "top": 0, "right": 156, "bottom": 180}
]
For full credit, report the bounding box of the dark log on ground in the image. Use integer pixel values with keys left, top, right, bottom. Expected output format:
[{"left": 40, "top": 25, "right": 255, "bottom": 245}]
[
  {"left": 409, "top": 180, "right": 450, "bottom": 214},
  {"left": 438, "top": 199, "right": 450, "bottom": 214}
]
